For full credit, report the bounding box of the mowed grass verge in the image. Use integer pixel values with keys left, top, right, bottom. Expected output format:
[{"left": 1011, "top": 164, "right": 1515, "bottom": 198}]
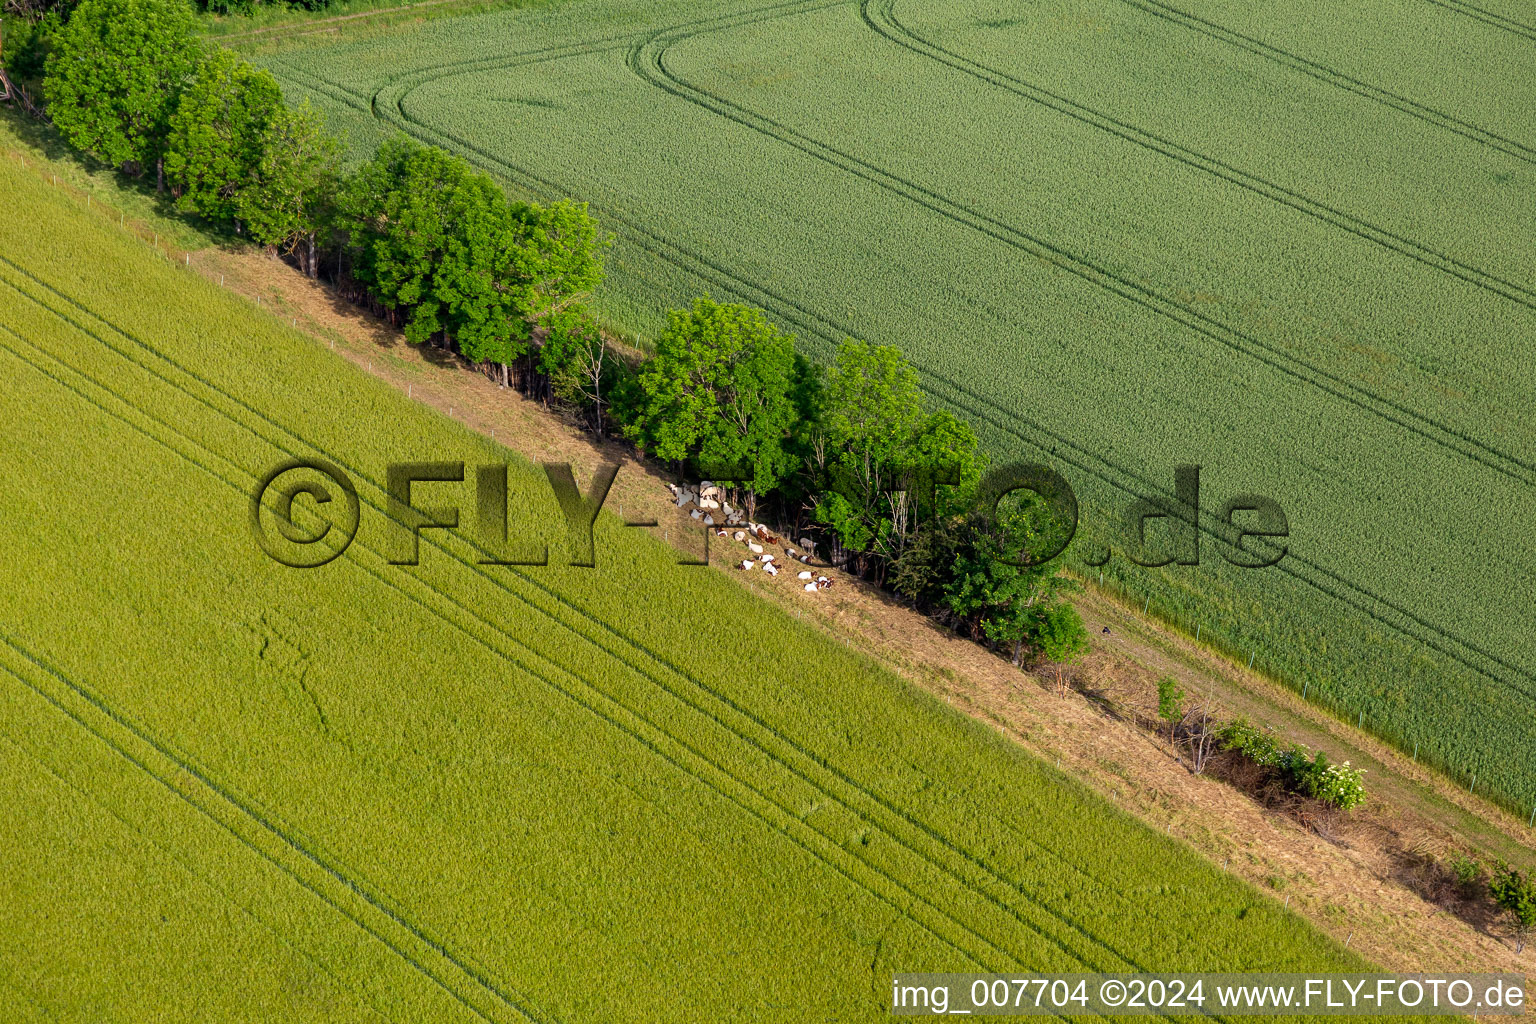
[
  {"left": 260, "top": 0, "right": 1536, "bottom": 812},
  {"left": 0, "top": 158, "right": 1372, "bottom": 1018}
]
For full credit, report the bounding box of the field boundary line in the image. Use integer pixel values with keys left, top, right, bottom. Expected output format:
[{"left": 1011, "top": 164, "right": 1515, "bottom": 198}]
[
  {"left": 1108, "top": 0, "right": 1536, "bottom": 163},
  {"left": 0, "top": 244, "right": 1198, "bottom": 980},
  {"left": 0, "top": 289, "right": 1103, "bottom": 989},
  {"left": 864, "top": 0, "right": 1536, "bottom": 310},
  {"left": 275, "top": 54, "right": 1536, "bottom": 797},
  {"left": 0, "top": 730, "right": 404, "bottom": 1024}
]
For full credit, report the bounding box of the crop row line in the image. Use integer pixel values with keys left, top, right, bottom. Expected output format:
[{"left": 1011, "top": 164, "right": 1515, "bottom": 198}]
[
  {"left": 631, "top": 5, "right": 1536, "bottom": 492},
  {"left": 865, "top": 0, "right": 1536, "bottom": 311},
  {"left": 314, "top": 52, "right": 1536, "bottom": 777},
  {"left": 0, "top": 269, "right": 1149, "bottom": 998},
  {"left": 0, "top": 324, "right": 544, "bottom": 1024},
  {"left": 1108, "top": 0, "right": 1536, "bottom": 164},
  {"left": 1420, "top": 0, "right": 1536, "bottom": 42},
  {"left": 0, "top": 729, "right": 404, "bottom": 1024}
]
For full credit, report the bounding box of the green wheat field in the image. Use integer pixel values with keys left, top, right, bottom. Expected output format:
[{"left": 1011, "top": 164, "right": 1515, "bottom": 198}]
[
  {"left": 0, "top": 155, "right": 1377, "bottom": 1019},
  {"left": 262, "top": 0, "right": 1536, "bottom": 810}
]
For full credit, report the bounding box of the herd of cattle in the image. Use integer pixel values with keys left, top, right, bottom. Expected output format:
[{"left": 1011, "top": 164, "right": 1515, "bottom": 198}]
[{"left": 666, "top": 481, "right": 836, "bottom": 592}]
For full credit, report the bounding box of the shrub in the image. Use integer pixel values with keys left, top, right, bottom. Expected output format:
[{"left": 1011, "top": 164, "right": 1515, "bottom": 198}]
[
  {"left": 1489, "top": 863, "right": 1536, "bottom": 953},
  {"left": 1292, "top": 754, "right": 1366, "bottom": 811},
  {"left": 1156, "top": 676, "right": 1184, "bottom": 739},
  {"left": 1217, "top": 718, "right": 1279, "bottom": 766},
  {"left": 1449, "top": 853, "right": 1484, "bottom": 893},
  {"left": 1217, "top": 719, "right": 1364, "bottom": 809}
]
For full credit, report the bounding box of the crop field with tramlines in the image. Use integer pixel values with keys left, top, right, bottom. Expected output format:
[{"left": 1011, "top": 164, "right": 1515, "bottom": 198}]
[
  {"left": 259, "top": 0, "right": 1536, "bottom": 812},
  {"left": 0, "top": 157, "right": 1373, "bottom": 1019}
]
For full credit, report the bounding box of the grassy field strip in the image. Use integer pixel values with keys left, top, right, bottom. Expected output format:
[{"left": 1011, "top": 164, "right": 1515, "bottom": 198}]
[
  {"left": 356, "top": 24, "right": 1536, "bottom": 492},
  {"left": 642, "top": 3, "right": 1534, "bottom": 411},
  {"left": 861, "top": 0, "right": 1536, "bottom": 309},
  {"left": 0, "top": 150, "right": 1380, "bottom": 1014},
  {"left": 1113, "top": 0, "right": 1536, "bottom": 120},
  {"left": 0, "top": 258, "right": 1183, "bottom": 990},
  {"left": 0, "top": 332, "right": 549, "bottom": 1024},
  {"left": 0, "top": 307, "right": 1028, "bottom": 1011},
  {"left": 0, "top": 959, "right": 53, "bottom": 1023},
  {"left": 0, "top": 174, "right": 1370, "bottom": 982},
  {"left": 302, "top": 51, "right": 1536, "bottom": 755},
  {"left": 1104, "top": 0, "right": 1536, "bottom": 160},
  {"left": 0, "top": 274, "right": 1144, "bottom": 996},
  {"left": 0, "top": 719, "right": 415, "bottom": 1023},
  {"left": 348, "top": 4, "right": 1536, "bottom": 467}
]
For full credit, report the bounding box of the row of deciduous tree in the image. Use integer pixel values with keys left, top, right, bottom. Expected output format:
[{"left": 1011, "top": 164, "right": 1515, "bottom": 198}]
[
  {"left": 35, "top": 0, "right": 611, "bottom": 375},
  {"left": 615, "top": 298, "right": 1089, "bottom": 667},
  {"left": 39, "top": 0, "right": 334, "bottom": 255},
  {"left": 18, "top": 0, "right": 1088, "bottom": 672}
]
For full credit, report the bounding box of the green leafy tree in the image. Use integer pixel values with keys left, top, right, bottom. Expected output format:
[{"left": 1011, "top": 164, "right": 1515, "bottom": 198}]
[
  {"left": 164, "top": 46, "right": 282, "bottom": 224},
  {"left": 337, "top": 136, "right": 472, "bottom": 344},
  {"left": 440, "top": 192, "right": 605, "bottom": 383},
  {"left": 906, "top": 408, "right": 983, "bottom": 519},
  {"left": 430, "top": 171, "right": 531, "bottom": 370},
  {"left": 811, "top": 339, "right": 926, "bottom": 557},
  {"left": 1156, "top": 676, "right": 1185, "bottom": 741},
  {"left": 338, "top": 136, "right": 601, "bottom": 366},
  {"left": 44, "top": 0, "right": 199, "bottom": 185},
  {"left": 890, "top": 513, "right": 968, "bottom": 610},
  {"left": 942, "top": 498, "right": 1079, "bottom": 667},
  {"left": 1489, "top": 863, "right": 1536, "bottom": 953},
  {"left": 624, "top": 298, "right": 798, "bottom": 498},
  {"left": 511, "top": 198, "right": 607, "bottom": 327},
  {"left": 1026, "top": 598, "right": 1090, "bottom": 671},
  {"left": 237, "top": 98, "right": 338, "bottom": 274},
  {"left": 2, "top": 5, "right": 73, "bottom": 101}
]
